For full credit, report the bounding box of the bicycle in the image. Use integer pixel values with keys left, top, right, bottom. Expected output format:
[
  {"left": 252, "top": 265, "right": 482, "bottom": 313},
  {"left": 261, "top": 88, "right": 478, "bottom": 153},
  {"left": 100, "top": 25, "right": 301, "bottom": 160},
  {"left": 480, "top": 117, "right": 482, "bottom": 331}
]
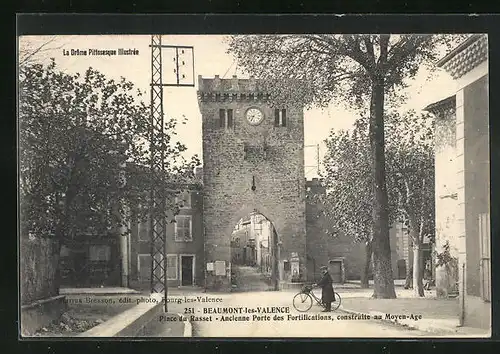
[{"left": 292, "top": 284, "right": 341, "bottom": 312}]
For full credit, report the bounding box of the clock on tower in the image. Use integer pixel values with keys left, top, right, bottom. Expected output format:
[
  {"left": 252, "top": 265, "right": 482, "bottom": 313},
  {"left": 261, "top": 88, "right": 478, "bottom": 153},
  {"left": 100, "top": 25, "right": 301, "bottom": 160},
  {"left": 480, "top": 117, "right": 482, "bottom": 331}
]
[{"left": 245, "top": 107, "right": 264, "bottom": 125}]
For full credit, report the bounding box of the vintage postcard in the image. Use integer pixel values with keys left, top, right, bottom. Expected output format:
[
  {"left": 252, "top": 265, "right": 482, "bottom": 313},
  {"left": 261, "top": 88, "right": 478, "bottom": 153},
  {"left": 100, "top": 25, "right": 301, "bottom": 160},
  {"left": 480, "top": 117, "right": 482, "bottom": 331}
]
[{"left": 18, "top": 33, "right": 491, "bottom": 338}]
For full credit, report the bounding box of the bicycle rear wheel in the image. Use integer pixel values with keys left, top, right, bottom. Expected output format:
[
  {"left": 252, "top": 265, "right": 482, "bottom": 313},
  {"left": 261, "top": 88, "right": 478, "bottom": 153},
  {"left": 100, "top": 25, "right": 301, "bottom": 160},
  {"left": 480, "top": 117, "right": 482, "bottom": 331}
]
[
  {"left": 331, "top": 292, "right": 341, "bottom": 311},
  {"left": 293, "top": 293, "right": 313, "bottom": 312}
]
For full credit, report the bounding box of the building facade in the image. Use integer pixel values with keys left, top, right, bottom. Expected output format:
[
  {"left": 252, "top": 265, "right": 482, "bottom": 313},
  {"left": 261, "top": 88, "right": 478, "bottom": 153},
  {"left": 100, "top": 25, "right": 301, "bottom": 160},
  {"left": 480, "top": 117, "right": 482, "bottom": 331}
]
[
  {"left": 426, "top": 34, "right": 490, "bottom": 329},
  {"left": 231, "top": 212, "right": 274, "bottom": 272},
  {"left": 424, "top": 95, "right": 459, "bottom": 297},
  {"left": 128, "top": 183, "right": 204, "bottom": 290}
]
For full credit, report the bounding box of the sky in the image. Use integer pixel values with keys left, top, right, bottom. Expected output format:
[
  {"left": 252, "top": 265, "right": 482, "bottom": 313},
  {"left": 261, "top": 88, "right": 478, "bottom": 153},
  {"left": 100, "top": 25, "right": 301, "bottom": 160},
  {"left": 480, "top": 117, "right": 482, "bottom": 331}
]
[{"left": 19, "top": 35, "right": 458, "bottom": 178}]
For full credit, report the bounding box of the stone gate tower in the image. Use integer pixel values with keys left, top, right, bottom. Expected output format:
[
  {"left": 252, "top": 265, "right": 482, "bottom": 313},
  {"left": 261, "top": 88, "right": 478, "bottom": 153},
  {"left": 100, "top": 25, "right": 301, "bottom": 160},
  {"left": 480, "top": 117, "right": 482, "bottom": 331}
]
[{"left": 197, "top": 75, "right": 307, "bottom": 291}]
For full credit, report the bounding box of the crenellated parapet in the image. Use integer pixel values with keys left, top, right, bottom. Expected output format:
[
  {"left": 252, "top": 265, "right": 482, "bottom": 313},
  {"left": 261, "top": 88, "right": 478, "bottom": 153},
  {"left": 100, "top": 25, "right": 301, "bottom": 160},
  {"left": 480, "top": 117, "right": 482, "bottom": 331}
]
[{"left": 197, "top": 75, "right": 271, "bottom": 103}]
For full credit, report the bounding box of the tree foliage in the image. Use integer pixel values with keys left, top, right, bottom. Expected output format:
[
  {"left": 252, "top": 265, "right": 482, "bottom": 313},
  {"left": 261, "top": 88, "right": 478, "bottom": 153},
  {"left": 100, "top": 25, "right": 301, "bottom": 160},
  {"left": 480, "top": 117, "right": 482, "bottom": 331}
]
[
  {"left": 321, "top": 118, "right": 376, "bottom": 245},
  {"left": 227, "top": 34, "right": 469, "bottom": 112},
  {"left": 19, "top": 59, "right": 200, "bottom": 243},
  {"left": 322, "top": 110, "right": 435, "bottom": 294},
  {"left": 385, "top": 110, "right": 435, "bottom": 247}
]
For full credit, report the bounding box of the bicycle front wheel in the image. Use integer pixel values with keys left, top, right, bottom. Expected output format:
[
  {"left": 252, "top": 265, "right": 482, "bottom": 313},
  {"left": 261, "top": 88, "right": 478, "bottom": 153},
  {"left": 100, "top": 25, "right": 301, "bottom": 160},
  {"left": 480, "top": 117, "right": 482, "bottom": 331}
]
[
  {"left": 293, "top": 293, "right": 313, "bottom": 312},
  {"left": 332, "top": 292, "right": 342, "bottom": 311}
]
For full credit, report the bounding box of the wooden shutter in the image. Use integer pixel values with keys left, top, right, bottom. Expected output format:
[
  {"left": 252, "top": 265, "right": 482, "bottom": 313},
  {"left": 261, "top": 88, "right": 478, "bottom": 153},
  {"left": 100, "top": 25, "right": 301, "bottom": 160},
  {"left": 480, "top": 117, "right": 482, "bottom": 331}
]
[
  {"left": 227, "top": 109, "right": 233, "bottom": 128},
  {"left": 138, "top": 254, "right": 152, "bottom": 281},
  {"left": 166, "top": 255, "right": 178, "bottom": 280},
  {"left": 281, "top": 109, "right": 287, "bottom": 126},
  {"left": 479, "top": 213, "right": 491, "bottom": 301}
]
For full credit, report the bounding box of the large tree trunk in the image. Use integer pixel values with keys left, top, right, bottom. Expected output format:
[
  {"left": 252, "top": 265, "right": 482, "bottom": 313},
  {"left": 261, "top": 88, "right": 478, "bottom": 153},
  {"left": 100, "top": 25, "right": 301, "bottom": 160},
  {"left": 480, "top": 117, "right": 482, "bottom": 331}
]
[
  {"left": 369, "top": 78, "right": 396, "bottom": 299},
  {"left": 412, "top": 242, "right": 425, "bottom": 297},
  {"left": 52, "top": 238, "right": 63, "bottom": 295},
  {"left": 361, "top": 240, "right": 372, "bottom": 288},
  {"left": 408, "top": 215, "right": 425, "bottom": 297},
  {"left": 404, "top": 236, "right": 414, "bottom": 288},
  {"left": 404, "top": 265, "right": 413, "bottom": 289}
]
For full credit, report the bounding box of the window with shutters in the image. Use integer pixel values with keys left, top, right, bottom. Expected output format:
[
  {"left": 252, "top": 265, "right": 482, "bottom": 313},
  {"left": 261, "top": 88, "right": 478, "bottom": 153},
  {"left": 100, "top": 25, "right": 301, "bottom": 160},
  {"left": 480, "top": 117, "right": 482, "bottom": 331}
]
[
  {"left": 218, "top": 109, "right": 234, "bottom": 129},
  {"left": 274, "top": 109, "right": 287, "bottom": 127},
  {"left": 227, "top": 109, "right": 234, "bottom": 128},
  {"left": 479, "top": 213, "right": 491, "bottom": 302},
  {"left": 175, "top": 215, "right": 192, "bottom": 242}
]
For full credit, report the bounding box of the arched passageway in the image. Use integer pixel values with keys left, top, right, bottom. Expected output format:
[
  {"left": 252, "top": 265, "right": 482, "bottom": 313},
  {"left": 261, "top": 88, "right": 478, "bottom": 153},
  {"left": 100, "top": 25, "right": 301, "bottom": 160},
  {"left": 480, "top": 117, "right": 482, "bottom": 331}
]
[{"left": 230, "top": 211, "right": 279, "bottom": 292}]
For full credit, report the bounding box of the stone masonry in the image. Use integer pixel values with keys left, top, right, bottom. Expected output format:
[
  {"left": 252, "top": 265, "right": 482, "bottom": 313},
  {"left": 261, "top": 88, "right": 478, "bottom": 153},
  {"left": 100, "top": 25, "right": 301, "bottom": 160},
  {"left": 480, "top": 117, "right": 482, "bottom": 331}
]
[{"left": 197, "top": 75, "right": 307, "bottom": 291}]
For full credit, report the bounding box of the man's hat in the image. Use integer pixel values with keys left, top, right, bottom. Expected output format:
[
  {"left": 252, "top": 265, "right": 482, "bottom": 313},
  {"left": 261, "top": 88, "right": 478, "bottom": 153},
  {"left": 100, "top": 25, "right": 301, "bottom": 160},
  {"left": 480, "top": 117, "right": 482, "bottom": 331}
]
[{"left": 320, "top": 266, "right": 328, "bottom": 271}]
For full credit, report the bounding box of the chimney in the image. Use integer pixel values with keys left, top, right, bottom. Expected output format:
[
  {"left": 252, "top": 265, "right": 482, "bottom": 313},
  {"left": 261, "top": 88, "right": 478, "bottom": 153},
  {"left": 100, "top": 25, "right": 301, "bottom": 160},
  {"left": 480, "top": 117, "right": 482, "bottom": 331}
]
[
  {"left": 231, "top": 75, "right": 239, "bottom": 91},
  {"left": 249, "top": 75, "right": 256, "bottom": 91},
  {"left": 213, "top": 75, "right": 221, "bottom": 90}
]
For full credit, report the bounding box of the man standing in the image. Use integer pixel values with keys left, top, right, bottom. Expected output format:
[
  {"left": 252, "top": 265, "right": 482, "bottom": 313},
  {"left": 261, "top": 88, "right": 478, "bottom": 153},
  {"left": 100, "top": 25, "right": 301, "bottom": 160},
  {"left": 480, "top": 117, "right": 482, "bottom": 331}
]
[{"left": 314, "top": 266, "right": 335, "bottom": 312}]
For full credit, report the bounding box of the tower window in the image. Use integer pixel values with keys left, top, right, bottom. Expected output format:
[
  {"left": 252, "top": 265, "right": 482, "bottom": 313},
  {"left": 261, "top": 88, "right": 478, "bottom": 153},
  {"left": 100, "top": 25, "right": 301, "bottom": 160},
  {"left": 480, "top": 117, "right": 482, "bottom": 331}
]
[
  {"left": 274, "top": 109, "right": 287, "bottom": 127},
  {"left": 219, "top": 109, "right": 225, "bottom": 128},
  {"left": 218, "top": 109, "right": 234, "bottom": 129}
]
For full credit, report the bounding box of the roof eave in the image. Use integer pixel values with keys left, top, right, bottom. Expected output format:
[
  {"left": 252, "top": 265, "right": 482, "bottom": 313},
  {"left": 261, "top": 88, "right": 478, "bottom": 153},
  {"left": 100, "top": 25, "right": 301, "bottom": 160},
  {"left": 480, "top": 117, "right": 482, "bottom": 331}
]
[{"left": 436, "top": 34, "right": 483, "bottom": 68}]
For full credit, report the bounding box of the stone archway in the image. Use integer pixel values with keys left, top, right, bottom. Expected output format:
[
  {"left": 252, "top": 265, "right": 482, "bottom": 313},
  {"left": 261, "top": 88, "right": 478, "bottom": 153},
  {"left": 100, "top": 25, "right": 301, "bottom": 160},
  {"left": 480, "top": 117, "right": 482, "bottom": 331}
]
[
  {"left": 224, "top": 204, "right": 279, "bottom": 244},
  {"left": 228, "top": 204, "right": 280, "bottom": 292}
]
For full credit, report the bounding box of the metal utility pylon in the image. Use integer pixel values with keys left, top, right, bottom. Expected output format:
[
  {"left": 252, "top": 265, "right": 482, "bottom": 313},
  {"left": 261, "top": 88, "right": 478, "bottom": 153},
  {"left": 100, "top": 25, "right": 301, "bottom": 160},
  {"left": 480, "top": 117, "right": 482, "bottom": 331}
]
[
  {"left": 149, "top": 35, "right": 167, "bottom": 308},
  {"left": 149, "top": 35, "right": 195, "bottom": 312}
]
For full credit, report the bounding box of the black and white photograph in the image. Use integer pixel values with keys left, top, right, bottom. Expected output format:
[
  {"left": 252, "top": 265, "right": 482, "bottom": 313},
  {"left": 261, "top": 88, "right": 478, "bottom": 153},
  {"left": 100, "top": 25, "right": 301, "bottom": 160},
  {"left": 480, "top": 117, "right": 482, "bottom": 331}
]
[{"left": 18, "top": 32, "right": 491, "bottom": 338}]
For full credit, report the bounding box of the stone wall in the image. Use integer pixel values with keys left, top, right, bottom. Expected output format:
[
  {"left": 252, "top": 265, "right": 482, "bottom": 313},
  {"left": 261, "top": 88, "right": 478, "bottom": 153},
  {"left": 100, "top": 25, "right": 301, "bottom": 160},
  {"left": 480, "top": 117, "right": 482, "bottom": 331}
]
[
  {"left": 20, "top": 237, "right": 67, "bottom": 336},
  {"left": 20, "top": 237, "right": 59, "bottom": 305},
  {"left": 199, "top": 76, "right": 307, "bottom": 291},
  {"left": 305, "top": 179, "right": 365, "bottom": 282}
]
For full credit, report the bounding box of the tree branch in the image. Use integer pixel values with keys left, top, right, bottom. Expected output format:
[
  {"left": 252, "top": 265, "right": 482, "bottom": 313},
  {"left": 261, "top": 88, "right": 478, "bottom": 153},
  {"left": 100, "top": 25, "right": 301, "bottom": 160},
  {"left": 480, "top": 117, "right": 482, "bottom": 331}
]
[
  {"left": 418, "top": 176, "right": 426, "bottom": 243},
  {"left": 386, "top": 35, "right": 431, "bottom": 71},
  {"left": 363, "top": 35, "right": 376, "bottom": 67},
  {"left": 19, "top": 37, "right": 62, "bottom": 67},
  {"left": 378, "top": 34, "right": 390, "bottom": 74}
]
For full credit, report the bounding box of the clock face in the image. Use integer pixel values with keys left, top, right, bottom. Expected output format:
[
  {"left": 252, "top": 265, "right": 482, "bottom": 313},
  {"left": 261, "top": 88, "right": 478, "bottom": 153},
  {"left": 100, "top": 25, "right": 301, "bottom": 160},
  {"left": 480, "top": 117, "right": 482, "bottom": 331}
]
[{"left": 246, "top": 108, "right": 264, "bottom": 125}]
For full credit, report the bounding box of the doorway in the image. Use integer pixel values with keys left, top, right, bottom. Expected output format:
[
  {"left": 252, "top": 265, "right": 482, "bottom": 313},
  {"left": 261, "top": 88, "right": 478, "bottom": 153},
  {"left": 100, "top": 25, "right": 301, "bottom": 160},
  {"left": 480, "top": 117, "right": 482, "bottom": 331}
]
[
  {"left": 180, "top": 255, "right": 195, "bottom": 286},
  {"left": 329, "top": 260, "right": 343, "bottom": 283},
  {"left": 397, "top": 259, "right": 407, "bottom": 279}
]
